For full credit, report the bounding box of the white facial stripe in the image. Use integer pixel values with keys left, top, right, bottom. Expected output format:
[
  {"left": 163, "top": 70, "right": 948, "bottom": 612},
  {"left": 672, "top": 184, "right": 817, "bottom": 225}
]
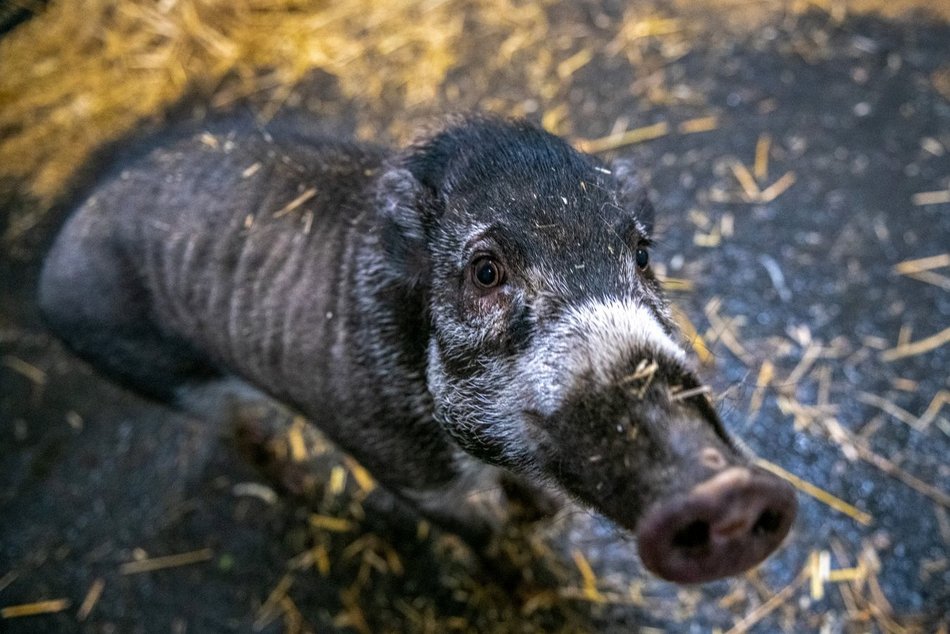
[
  {"left": 518, "top": 298, "right": 686, "bottom": 417},
  {"left": 565, "top": 298, "right": 686, "bottom": 367}
]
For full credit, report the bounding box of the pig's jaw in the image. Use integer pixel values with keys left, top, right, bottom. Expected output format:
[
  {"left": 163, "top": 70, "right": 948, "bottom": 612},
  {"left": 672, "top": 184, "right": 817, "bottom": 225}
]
[{"left": 425, "top": 341, "right": 538, "bottom": 469}]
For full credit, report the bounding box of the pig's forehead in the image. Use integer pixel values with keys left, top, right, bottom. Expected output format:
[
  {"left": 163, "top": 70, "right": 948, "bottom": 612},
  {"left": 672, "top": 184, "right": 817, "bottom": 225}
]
[
  {"left": 441, "top": 184, "right": 641, "bottom": 254},
  {"left": 444, "top": 172, "right": 632, "bottom": 229}
]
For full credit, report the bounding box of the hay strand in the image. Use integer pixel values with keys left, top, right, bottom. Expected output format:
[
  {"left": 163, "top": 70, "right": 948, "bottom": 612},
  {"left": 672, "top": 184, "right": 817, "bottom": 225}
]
[{"left": 119, "top": 548, "right": 214, "bottom": 574}]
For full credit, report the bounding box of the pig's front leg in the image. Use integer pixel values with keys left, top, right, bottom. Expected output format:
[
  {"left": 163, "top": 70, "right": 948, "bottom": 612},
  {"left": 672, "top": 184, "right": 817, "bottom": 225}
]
[
  {"left": 401, "top": 461, "right": 513, "bottom": 551},
  {"left": 402, "top": 463, "right": 568, "bottom": 591},
  {"left": 497, "top": 471, "right": 563, "bottom": 523},
  {"left": 403, "top": 461, "right": 563, "bottom": 552},
  {"left": 230, "top": 409, "right": 551, "bottom": 553}
]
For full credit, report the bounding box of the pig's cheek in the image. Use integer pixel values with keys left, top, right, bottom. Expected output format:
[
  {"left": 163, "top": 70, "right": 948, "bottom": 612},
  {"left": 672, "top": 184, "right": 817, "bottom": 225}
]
[{"left": 461, "top": 288, "right": 512, "bottom": 328}]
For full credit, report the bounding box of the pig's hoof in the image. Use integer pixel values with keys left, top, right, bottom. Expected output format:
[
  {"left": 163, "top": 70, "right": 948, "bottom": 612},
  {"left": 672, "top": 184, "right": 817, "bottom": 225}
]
[{"left": 636, "top": 466, "right": 797, "bottom": 583}]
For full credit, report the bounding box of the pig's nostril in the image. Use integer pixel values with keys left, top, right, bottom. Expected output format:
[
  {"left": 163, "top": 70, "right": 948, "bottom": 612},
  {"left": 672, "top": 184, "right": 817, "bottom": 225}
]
[
  {"left": 671, "top": 519, "right": 710, "bottom": 550},
  {"left": 752, "top": 508, "right": 784, "bottom": 536}
]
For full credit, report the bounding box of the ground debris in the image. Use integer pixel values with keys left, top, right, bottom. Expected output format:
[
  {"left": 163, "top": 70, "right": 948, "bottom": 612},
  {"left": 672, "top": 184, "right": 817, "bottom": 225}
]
[
  {"left": 679, "top": 115, "right": 719, "bottom": 134},
  {"left": 0, "top": 571, "right": 17, "bottom": 593},
  {"left": 711, "top": 146, "right": 797, "bottom": 204},
  {"left": 723, "top": 565, "right": 809, "bottom": 634},
  {"left": 254, "top": 573, "right": 294, "bottom": 632},
  {"left": 857, "top": 390, "right": 949, "bottom": 432},
  {"left": 1, "top": 599, "right": 71, "bottom": 619},
  {"left": 893, "top": 253, "right": 950, "bottom": 275},
  {"left": 703, "top": 297, "right": 755, "bottom": 366},
  {"left": 756, "top": 458, "right": 873, "bottom": 525},
  {"left": 576, "top": 121, "right": 670, "bottom": 154},
  {"left": 570, "top": 549, "right": 603, "bottom": 602},
  {"left": 118, "top": 548, "right": 214, "bottom": 575},
  {"left": 309, "top": 513, "right": 357, "bottom": 533},
  {"left": 76, "top": 578, "right": 105, "bottom": 622},
  {"left": 672, "top": 304, "right": 714, "bottom": 364},
  {"left": 232, "top": 481, "right": 279, "bottom": 504},
  {"left": 911, "top": 189, "right": 950, "bottom": 206},
  {"left": 749, "top": 359, "right": 775, "bottom": 416},
  {"left": 881, "top": 326, "right": 950, "bottom": 362},
  {"left": 1, "top": 355, "right": 47, "bottom": 387}
]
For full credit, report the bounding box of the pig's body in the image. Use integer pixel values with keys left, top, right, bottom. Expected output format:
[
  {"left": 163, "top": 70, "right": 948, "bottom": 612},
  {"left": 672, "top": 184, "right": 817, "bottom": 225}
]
[
  {"left": 41, "top": 123, "right": 454, "bottom": 486},
  {"left": 40, "top": 115, "right": 796, "bottom": 583}
]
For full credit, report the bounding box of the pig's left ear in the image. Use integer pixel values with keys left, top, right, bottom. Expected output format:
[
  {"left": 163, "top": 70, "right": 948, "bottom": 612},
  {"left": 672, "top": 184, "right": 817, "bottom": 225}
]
[
  {"left": 376, "top": 167, "right": 431, "bottom": 287},
  {"left": 611, "top": 158, "right": 655, "bottom": 235}
]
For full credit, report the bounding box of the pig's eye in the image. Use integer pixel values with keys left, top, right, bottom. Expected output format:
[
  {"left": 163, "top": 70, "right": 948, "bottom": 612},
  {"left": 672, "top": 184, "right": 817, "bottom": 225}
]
[
  {"left": 471, "top": 256, "right": 505, "bottom": 288},
  {"left": 635, "top": 247, "right": 650, "bottom": 269}
]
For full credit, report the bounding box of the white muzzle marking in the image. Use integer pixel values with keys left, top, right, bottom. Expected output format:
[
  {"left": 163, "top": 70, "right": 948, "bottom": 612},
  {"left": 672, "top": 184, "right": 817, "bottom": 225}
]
[{"left": 522, "top": 298, "right": 686, "bottom": 415}]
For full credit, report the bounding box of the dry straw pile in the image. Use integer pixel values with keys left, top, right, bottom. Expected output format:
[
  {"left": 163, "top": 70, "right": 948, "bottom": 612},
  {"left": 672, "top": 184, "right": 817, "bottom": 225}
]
[{"left": 0, "top": 0, "right": 474, "bottom": 209}]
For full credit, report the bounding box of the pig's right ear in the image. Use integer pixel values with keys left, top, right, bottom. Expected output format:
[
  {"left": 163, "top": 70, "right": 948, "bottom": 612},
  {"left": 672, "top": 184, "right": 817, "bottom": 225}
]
[
  {"left": 611, "top": 158, "right": 655, "bottom": 236},
  {"left": 377, "top": 168, "right": 430, "bottom": 287}
]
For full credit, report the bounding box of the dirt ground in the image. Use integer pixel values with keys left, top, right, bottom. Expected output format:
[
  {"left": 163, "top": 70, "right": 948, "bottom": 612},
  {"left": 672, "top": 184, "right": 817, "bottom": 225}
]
[{"left": 1, "top": 1, "right": 949, "bottom": 633}]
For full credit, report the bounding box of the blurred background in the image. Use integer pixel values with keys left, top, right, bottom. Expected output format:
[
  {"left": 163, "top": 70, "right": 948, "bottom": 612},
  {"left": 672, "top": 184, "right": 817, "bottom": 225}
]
[{"left": 1, "top": 0, "right": 948, "bottom": 632}]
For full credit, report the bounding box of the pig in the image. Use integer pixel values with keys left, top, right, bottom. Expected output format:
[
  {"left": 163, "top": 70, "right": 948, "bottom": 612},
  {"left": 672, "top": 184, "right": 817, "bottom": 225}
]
[{"left": 38, "top": 114, "right": 796, "bottom": 583}]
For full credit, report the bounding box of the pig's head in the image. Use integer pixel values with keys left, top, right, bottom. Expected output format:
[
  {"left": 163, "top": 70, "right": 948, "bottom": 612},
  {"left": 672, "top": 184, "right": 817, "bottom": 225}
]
[{"left": 378, "top": 116, "right": 796, "bottom": 583}]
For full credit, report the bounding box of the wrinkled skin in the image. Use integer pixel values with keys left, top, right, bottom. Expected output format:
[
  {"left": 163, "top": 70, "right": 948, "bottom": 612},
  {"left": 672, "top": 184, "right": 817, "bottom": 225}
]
[{"left": 40, "top": 115, "right": 795, "bottom": 583}]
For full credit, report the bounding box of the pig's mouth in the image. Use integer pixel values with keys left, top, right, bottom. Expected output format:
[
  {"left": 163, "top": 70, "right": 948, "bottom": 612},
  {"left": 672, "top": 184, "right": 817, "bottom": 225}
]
[{"left": 635, "top": 466, "right": 797, "bottom": 583}]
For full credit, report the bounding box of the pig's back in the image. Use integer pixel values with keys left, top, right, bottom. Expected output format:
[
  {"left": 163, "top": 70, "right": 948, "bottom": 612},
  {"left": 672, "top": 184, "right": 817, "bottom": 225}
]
[{"left": 83, "top": 119, "right": 388, "bottom": 402}]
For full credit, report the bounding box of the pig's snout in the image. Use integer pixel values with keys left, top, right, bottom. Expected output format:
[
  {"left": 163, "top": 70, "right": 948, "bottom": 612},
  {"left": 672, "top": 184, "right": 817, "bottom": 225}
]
[{"left": 637, "top": 466, "right": 797, "bottom": 583}]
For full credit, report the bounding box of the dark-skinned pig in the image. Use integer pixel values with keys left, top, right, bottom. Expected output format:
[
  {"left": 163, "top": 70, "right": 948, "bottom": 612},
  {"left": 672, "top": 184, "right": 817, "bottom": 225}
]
[{"left": 39, "top": 114, "right": 796, "bottom": 583}]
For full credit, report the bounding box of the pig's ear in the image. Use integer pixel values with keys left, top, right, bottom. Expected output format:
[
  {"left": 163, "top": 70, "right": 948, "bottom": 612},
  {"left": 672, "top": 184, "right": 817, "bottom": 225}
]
[
  {"left": 611, "top": 158, "right": 655, "bottom": 235},
  {"left": 377, "top": 168, "right": 430, "bottom": 286}
]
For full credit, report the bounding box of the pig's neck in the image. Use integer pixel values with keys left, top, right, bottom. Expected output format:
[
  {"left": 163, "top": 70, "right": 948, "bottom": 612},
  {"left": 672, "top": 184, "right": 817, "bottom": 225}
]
[
  {"left": 352, "top": 231, "right": 433, "bottom": 412},
  {"left": 267, "top": 225, "right": 446, "bottom": 452},
  {"left": 290, "top": 229, "right": 463, "bottom": 490}
]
